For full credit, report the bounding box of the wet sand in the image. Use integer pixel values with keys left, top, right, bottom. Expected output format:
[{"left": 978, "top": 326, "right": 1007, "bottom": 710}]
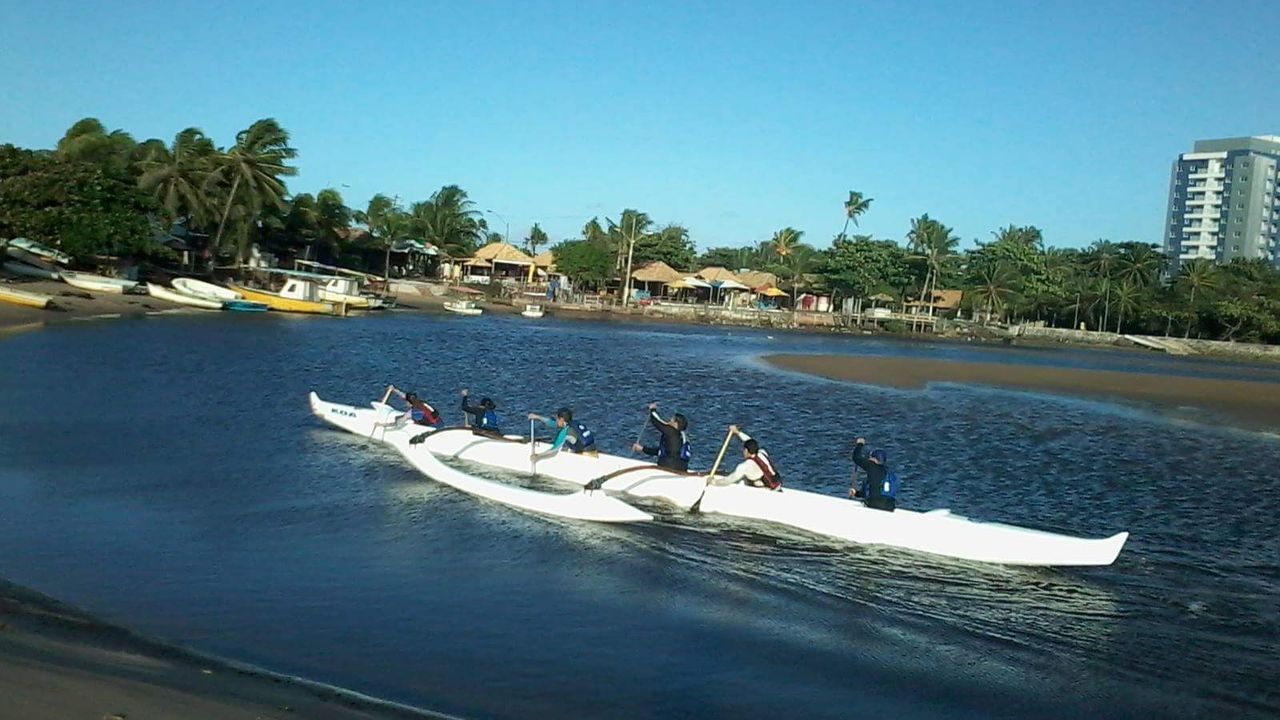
[
  {"left": 0, "top": 580, "right": 445, "bottom": 720},
  {"left": 765, "top": 353, "right": 1280, "bottom": 432},
  {"left": 0, "top": 278, "right": 203, "bottom": 332}
]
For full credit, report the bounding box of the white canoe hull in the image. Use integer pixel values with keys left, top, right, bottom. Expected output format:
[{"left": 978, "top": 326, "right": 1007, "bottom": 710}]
[
  {"left": 63, "top": 272, "right": 137, "bottom": 294},
  {"left": 146, "top": 283, "right": 224, "bottom": 310},
  {"left": 3, "top": 261, "right": 61, "bottom": 280},
  {"left": 444, "top": 302, "right": 482, "bottom": 315},
  {"left": 308, "top": 393, "right": 652, "bottom": 523},
  {"left": 8, "top": 238, "right": 71, "bottom": 265},
  {"left": 172, "top": 278, "right": 242, "bottom": 302}
]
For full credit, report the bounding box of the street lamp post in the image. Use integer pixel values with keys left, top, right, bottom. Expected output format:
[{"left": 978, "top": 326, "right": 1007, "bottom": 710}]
[{"left": 484, "top": 209, "right": 510, "bottom": 247}]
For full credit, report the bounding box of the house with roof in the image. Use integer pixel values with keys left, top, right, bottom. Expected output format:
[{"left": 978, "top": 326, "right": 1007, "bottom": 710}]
[{"left": 462, "top": 242, "right": 536, "bottom": 283}]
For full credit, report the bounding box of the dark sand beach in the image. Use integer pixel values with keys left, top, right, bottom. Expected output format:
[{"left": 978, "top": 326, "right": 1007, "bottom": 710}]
[
  {"left": 765, "top": 353, "right": 1280, "bottom": 432},
  {"left": 0, "top": 581, "right": 441, "bottom": 720}
]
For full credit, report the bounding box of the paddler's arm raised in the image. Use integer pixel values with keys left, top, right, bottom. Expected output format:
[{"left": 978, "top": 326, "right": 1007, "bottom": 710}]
[{"left": 852, "top": 437, "right": 871, "bottom": 471}]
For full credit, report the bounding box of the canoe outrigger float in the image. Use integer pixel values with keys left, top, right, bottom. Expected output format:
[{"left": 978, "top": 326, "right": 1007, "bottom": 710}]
[{"left": 309, "top": 392, "right": 1129, "bottom": 566}]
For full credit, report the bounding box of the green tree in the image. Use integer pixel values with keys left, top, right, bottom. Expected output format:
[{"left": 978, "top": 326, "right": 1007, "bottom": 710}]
[
  {"left": 838, "top": 190, "right": 873, "bottom": 240},
  {"left": 525, "top": 222, "right": 550, "bottom": 256},
  {"left": 1111, "top": 280, "right": 1142, "bottom": 333},
  {"left": 907, "top": 214, "right": 959, "bottom": 312},
  {"left": 137, "top": 127, "right": 217, "bottom": 228},
  {"left": 407, "top": 185, "right": 486, "bottom": 258},
  {"left": 820, "top": 235, "right": 912, "bottom": 300},
  {"left": 1084, "top": 239, "right": 1119, "bottom": 331},
  {"left": 632, "top": 222, "right": 695, "bottom": 269},
  {"left": 551, "top": 239, "right": 613, "bottom": 290},
  {"left": 1174, "top": 258, "right": 1219, "bottom": 337},
  {"left": 55, "top": 118, "right": 138, "bottom": 175},
  {"left": 207, "top": 118, "right": 298, "bottom": 259},
  {"left": 968, "top": 260, "right": 1017, "bottom": 323},
  {"left": 770, "top": 227, "right": 803, "bottom": 261}
]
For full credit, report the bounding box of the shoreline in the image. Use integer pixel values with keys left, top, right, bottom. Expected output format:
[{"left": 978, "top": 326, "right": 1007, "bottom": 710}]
[
  {"left": 764, "top": 353, "right": 1280, "bottom": 433},
  {"left": 0, "top": 577, "right": 452, "bottom": 720}
]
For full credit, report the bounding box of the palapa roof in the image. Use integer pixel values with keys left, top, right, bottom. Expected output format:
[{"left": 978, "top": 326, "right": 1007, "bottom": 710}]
[
  {"left": 735, "top": 270, "right": 778, "bottom": 290},
  {"left": 631, "top": 260, "right": 684, "bottom": 284},
  {"left": 905, "top": 289, "right": 963, "bottom": 310},
  {"left": 472, "top": 242, "right": 534, "bottom": 265},
  {"left": 695, "top": 266, "right": 742, "bottom": 283},
  {"left": 533, "top": 250, "right": 556, "bottom": 268},
  {"left": 462, "top": 257, "right": 492, "bottom": 267}
]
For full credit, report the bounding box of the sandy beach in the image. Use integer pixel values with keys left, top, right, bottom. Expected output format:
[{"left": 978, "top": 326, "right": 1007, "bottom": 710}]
[
  {"left": 765, "top": 353, "right": 1280, "bottom": 432},
  {"left": 0, "top": 580, "right": 445, "bottom": 720}
]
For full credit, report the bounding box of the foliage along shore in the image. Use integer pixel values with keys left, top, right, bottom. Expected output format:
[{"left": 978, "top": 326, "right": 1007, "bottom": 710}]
[{"left": 3, "top": 118, "right": 1279, "bottom": 344}]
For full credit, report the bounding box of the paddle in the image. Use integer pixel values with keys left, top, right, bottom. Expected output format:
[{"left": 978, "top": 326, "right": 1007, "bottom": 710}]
[
  {"left": 690, "top": 427, "right": 736, "bottom": 513},
  {"left": 586, "top": 404, "right": 655, "bottom": 493}
]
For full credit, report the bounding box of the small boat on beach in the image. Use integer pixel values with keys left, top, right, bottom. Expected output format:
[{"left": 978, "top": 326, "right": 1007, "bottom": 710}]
[
  {"left": 308, "top": 393, "right": 652, "bottom": 523},
  {"left": 227, "top": 279, "right": 342, "bottom": 316},
  {"left": 521, "top": 304, "right": 545, "bottom": 318},
  {"left": 6, "top": 238, "right": 71, "bottom": 266},
  {"left": 223, "top": 299, "right": 269, "bottom": 312},
  {"left": 172, "top": 278, "right": 242, "bottom": 302},
  {"left": 306, "top": 391, "right": 1128, "bottom": 565},
  {"left": 146, "top": 283, "right": 223, "bottom": 310},
  {"left": 0, "top": 284, "right": 54, "bottom": 309},
  {"left": 444, "top": 300, "right": 482, "bottom": 316},
  {"left": 62, "top": 271, "right": 139, "bottom": 294},
  {"left": 3, "top": 261, "right": 61, "bottom": 280}
]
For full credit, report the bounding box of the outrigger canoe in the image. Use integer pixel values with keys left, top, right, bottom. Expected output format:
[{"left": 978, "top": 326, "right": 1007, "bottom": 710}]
[
  {"left": 308, "top": 393, "right": 651, "bottom": 523},
  {"left": 308, "top": 392, "right": 1129, "bottom": 566}
]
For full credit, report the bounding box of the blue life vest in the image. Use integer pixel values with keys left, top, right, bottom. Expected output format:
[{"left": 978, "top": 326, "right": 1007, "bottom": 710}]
[
  {"left": 480, "top": 409, "right": 498, "bottom": 430},
  {"left": 571, "top": 422, "right": 595, "bottom": 451},
  {"left": 881, "top": 471, "right": 898, "bottom": 498},
  {"left": 659, "top": 432, "right": 691, "bottom": 462}
]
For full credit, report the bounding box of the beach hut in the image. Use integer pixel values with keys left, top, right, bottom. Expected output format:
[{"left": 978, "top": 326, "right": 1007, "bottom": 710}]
[
  {"left": 630, "top": 261, "right": 684, "bottom": 300},
  {"left": 464, "top": 242, "right": 535, "bottom": 283},
  {"left": 905, "top": 289, "right": 963, "bottom": 317}
]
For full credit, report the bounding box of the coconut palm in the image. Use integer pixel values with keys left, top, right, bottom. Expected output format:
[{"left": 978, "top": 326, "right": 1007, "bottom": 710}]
[
  {"left": 1117, "top": 243, "right": 1166, "bottom": 289},
  {"left": 770, "top": 227, "right": 804, "bottom": 261},
  {"left": 206, "top": 119, "right": 298, "bottom": 257},
  {"left": 970, "top": 261, "right": 1017, "bottom": 323},
  {"left": 1111, "top": 280, "right": 1142, "bottom": 334},
  {"left": 907, "top": 215, "right": 959, "bottom": 314},
  {"left": 408, "top": 185, "right": 486, "bottom": 258},
  {"left": 137, "top": 127, "right": 218, "bottom": 227},
  {"left": 1175, "top": 258, "right": 1219, "bottom": 337},
  {"left": 839, "top": 191, "right": 872, "bottom": 240},
  {"left": 1084, "top": 239, "right": 1119, "bottom": 330},
  {"left": 314, "top": 188, "right": 352, "bottom": 259}
]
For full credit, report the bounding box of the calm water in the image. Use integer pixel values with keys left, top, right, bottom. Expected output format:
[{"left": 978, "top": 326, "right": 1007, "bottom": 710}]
[{"left": 0, "top": 313, "right": 1276, "bottom": 719}]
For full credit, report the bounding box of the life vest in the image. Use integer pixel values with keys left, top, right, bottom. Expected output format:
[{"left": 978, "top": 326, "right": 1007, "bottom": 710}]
[
  {"left": 570, "top": 422, "right": 595, "bottom": 451},
  {"left": 749, "top": 452, "right": 781, "bottom": 490},
  {"left": 411, "top": 404, "right": 439, "bottom": 426},
  {"left": 881, "top": 471, "right": 898, "bottom": 498},
  {"left": 479, "top": 409, "right": 498, "bottom": 430},
  {"left": 658, "top": 431, "right": 691, "bottom": 462}
]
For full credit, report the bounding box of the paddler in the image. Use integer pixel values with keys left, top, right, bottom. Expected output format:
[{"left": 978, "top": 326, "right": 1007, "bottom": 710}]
[
  {"left": 527, "top": 408, "right": 598, "bottom": 459},
  {"left": 631, "top": 402, "right": 690, "bottom": 472},
  {"left": 852, "top": 437, "right": 897, "bottom": 511},
  {"left": 711, "top": 424, "right": 781, "bottom": 490},
  {"left": 460, "top": 389, "right": 501, "bottom": 436},
  {"left": 386, "top": 385, "right": 440, "bottom": 427}
]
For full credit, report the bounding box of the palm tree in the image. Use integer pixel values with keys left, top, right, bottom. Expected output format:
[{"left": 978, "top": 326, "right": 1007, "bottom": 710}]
[
  {"left": 1117, "top": 243, "right": 1166, "bottom": 289},
  {"left": 1111, "top": 280, "right": 1142, "bottom": 333},
  {"left": 610, "top": 209, "right": 653, "bottom": 304},
  {"left": 408, "top": 185, "right": 486, "bottom": 258},
  {"left": 907, "top": 215, "right": 959, "bottom": 314},
  {"left": 56, "top": 118, "right": 137, "bottom": 174},
  {"left": 137, "top": 127, "right": 217, "bottom": 228},
  {"left": 1084, "top": 239, "right": 1119, "bottom": 331},
  {"left": 359, "top": 194, "right": 406, "bottom": 279},
  {"left": 839, "top": 191, "right": 872, "bottom": 240},
  {"left": 314, "top": 188, "right": 352, "bottom": 260},
  {"left": 770, "top": 227, "right": 804, "bottom": 261},
  {"left": 1176, "top": 258, "right": 1219, "bottom": 337},
  {"left": 207, "top": 119, "right": 298, "bottom": 258},
  {"left": 970, "top": 261, "right": 1017, "bottom": 323}
]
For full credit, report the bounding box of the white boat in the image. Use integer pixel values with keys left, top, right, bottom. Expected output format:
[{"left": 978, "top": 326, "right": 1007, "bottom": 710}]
[
  {"left": 445, "top": 300, "right": 483, "bottom": 316},
  {"left": 172, "top": 277, "right": 242, "bottom": 302},
  {"left": 146, "top": 283, "right": 223, "bottom": 310},
  {"left": 62, "top": 271, "right": 138, "bottom": 294},
  {"left": 0, "top": 284, "right": 54, "bottom": 309},
  {"left": 307, "top": 393, "right": 1129, "bottom": 566},
  {"left": 521, "top": 304, "right": 545, "bottom": 318},
  {"left": 318, "top": 277, "right": 381, "bottom": 309},
  {"left": 308, "top": 393, "right": 652, "bottom": 523},
  {"left": 3, "top": 261, "right": 60, "bottom": 280},
  {"left": 7, "top": 238, "right": 71, "bottom": 265}
]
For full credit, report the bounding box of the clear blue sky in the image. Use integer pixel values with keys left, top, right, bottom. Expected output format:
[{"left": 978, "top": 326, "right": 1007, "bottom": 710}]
[{"left": 3, "top": 0, "right": 1278, "bottom": 251}]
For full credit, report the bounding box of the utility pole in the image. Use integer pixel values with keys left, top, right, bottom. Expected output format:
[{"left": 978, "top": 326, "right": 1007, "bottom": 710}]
[{"left": 621, "top": 215, "right": 638, "bottom": 307}]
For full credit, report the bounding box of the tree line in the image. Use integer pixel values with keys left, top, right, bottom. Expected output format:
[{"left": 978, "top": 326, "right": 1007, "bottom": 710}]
[{"left": 2, "top": 120, "right": 1278, "bottom": 342}]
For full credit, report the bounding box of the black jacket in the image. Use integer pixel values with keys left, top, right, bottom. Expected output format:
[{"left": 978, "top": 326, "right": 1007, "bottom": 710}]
[
  {"left": 641, "top": 410, "right": 689, "bottom": 472},
  {"left": 852, "top": 443, "right": 888, "bottom": 499}
]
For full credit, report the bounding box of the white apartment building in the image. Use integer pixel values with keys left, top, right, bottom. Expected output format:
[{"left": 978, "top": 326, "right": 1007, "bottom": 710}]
[{"left": 1164, "top": 136, "right": 1280, "bottom": 269}]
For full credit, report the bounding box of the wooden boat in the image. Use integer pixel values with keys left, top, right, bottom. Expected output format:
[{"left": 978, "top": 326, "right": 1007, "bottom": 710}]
[
  {"left": 7, "top": 238, "right": 71, "bottom": 265},
  {"left": 62, "top": 271, "right": 138, "bottom": 294},
  {"left": 444, "top": 300, "right": 482, "bottom": 316},
  {"left": 309, "top": 393, "right": 651, "bottom": 523},
  {"left": 226, "top": 279, "right": 341, "bottom": 316},
  {"left": 521, "top": 304, "right": 545, "bottom": 318},
  {"left": 146, "top": 283, "right": 223, "bottom": 310},
  {"left": 318, "top": 277, "right": 380, "bottom": 309},
  {"left": 3, "top": 261, "right": 60, "bottom": 280},
  {"left": 0, "top": 284, "right": 54, "bottom": 309},
  {"left": 172, "top": 278, "right": 242, "bottom": 302}
]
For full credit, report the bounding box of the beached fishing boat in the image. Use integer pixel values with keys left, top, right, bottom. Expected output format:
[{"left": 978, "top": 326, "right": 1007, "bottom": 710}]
[
  {"left": 521, "top": 304, "right": 545, "bottom": 318},
  {"left": 308, "top": 393, "right": 652, "bottom": 523},
  {"left": 171, "top": 278, "right": 242, "bottom": 302},
  {"left": 3, "top": 261, "right": 60, "bottom": 280},
  {"left": 227, "top": 280, "right": 341, "bottom": 316},
  {"left": 62, "top": 271, "right": 138, "bottom": 294},
  {"left": 318, "top": 276, "right": 381, "bottom": 309},
  {"left": 444, "top": 300, "right": 482, "bottom": 316},
  {"left": 146, "top": 283, "right": 223, "bottom": 310},
  {"left": 0, "top": 284, "right": 54, "bottom": 309},
  {"left": 7, "top": 238, "right": 71, "bottom": 266}
]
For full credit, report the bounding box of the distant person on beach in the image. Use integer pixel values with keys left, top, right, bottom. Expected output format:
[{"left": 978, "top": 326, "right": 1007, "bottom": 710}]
[
  {"left": 527, "top": 407, "right": 598, "bottom": 459},
  {"left": 713, "top": 425, "right": 781, "bottom": 490},
  {"left": 460, "top": 389, "right": 501, "bottom": 435},
  {"left": 386, "top": 385, "right": 440, "bottom": 427},
  {"left": 632, "top": 402, "right": 691, "bottom": 472},
  {"left": 852, "top": 437, "right": 897, "bottom": 511}
]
